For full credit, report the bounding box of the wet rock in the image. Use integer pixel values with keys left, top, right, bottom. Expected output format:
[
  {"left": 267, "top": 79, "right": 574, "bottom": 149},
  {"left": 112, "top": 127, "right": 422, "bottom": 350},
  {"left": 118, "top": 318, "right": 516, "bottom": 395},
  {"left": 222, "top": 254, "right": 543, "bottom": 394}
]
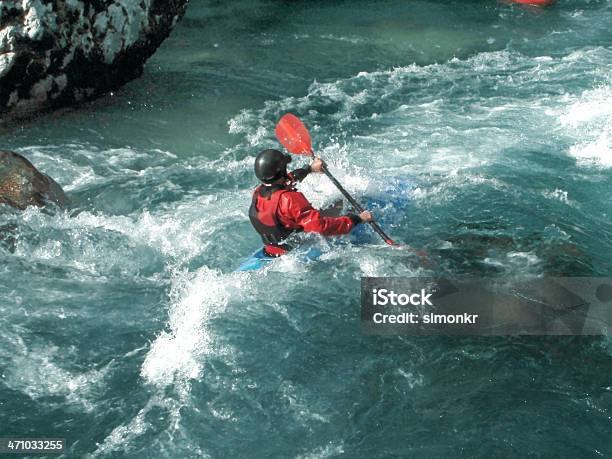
[
  {"left": 0, "top": 150, "right": 65, "bottom": 209},
  {"left": 0, "top": 0, "right": 188, "bottom": 120}
]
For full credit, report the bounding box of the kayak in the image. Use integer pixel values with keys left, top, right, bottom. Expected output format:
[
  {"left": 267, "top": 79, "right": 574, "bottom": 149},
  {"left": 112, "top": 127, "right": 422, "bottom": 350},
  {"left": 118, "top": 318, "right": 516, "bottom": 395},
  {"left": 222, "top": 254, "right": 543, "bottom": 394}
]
[
  {"left": 236, "top": 248, "right": 274, "bottom": 271},
  {"left": 236, "top": 246, "right": 322, "bottom": 272},
  {"left": 235, "top": 176, "right": 413, "bottom": 272}
]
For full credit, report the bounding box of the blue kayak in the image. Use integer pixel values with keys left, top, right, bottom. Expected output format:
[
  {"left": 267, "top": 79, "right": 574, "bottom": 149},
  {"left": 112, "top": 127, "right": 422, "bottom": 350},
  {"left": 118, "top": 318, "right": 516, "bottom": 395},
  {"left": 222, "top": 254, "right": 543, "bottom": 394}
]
[
  {"left": 236, "top": 248, "right": 274, "bottom": 272},
  {"left": 236, "top": 247, "right": 322, "bottom": 271}
]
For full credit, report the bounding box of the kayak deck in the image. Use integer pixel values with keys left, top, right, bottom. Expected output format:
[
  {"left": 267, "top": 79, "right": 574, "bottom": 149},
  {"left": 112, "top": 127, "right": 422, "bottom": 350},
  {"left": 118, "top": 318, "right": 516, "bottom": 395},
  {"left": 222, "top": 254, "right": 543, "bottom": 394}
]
[{"left": 236, "top": 247, "right": 322, "bottom": 272}]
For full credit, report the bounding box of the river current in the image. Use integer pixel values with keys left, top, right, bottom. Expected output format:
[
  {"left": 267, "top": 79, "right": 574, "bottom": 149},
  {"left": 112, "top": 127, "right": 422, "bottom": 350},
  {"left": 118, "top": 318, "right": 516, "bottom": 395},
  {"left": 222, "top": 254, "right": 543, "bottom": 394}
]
[{"left": 1, "top": 1, "right": 611, "bottom": 457}]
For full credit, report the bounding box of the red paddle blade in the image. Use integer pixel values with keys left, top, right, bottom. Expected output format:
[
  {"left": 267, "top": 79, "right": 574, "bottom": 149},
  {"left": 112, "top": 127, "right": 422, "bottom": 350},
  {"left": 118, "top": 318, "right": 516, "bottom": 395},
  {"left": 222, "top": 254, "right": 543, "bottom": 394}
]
[{"left": 275, "top": 113, "right": 313, "bottom": 155}]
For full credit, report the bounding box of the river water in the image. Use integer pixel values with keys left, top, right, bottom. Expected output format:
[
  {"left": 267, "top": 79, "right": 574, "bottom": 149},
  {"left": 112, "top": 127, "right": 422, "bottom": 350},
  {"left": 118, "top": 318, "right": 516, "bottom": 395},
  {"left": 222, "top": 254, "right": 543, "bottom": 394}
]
[{"left": 1, "top": 0, "right": 611, "bottom": 457}]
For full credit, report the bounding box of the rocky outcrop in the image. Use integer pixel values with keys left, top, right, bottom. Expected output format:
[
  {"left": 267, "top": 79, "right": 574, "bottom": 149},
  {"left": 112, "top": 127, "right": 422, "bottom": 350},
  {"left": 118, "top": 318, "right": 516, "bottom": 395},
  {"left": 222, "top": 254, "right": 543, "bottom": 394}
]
[
  {"left": 0, "top": 0, "right": 188, "bottom": 120},
  {"left": 0, "top": 150, "right": 65, "bottom": 209}
]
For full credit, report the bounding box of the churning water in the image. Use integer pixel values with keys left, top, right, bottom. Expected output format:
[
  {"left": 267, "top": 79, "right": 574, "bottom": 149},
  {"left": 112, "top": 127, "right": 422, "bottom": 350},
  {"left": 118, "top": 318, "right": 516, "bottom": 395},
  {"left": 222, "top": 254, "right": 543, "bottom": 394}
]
[{"left": 1, "top": 0, "right": 611, "bottom": 457}]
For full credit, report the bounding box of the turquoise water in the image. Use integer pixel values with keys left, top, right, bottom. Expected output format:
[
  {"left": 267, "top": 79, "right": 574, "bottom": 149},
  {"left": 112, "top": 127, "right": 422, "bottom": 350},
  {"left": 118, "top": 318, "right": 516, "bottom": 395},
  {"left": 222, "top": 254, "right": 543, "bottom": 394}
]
[{"left": 1, "top": 0, "right": 612, "bottom": 457}]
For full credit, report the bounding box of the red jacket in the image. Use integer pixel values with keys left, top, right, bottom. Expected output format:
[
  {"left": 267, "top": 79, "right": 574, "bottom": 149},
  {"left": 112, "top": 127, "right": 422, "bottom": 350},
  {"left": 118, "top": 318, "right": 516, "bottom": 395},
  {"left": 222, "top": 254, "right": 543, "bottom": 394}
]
[
  {"left": 250, "top": 180, "right": 359, "bottom": 256},
  {"left": 275, "top": 191, "right": 356, "bottom": 236}
]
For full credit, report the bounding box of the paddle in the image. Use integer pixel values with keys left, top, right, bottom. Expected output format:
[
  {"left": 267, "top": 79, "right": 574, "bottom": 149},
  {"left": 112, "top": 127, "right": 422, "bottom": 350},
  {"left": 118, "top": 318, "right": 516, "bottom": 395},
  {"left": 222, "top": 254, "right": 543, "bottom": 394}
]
[{"left": 275, "top": 113, "right": 396, "bottom": 245}]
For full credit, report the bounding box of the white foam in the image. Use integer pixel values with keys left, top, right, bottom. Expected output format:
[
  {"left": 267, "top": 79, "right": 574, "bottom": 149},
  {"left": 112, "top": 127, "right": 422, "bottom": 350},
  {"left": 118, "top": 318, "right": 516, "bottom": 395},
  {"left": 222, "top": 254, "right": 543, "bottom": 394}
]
[
  {"left": 12, "top": 187, "right": 247, "bottom": 277},
  {"left": 91, "top": 393, "right": 187, "bottom": 457},
  {"left": 320, "top": 33, "right": 363, "bottom": 44},
  {"left": 0, "top": 336, "right": 110, "bottom": 412},
  {"left": 296, "top": 442, "right": 345, "bottom": 459},
  {"left": 484, "top": 251, "right": 541, "bottom": 273},
  {"left": 141, "top": 267, "right": 243, "bottom": 389},
  {"left": 95, "top": 266, "right": 237, "bottom": 457},
  {"left": 321, "top": 244, "right": 423, "bottom": 277},
  {"left": 280, "top": 381, "right": 330, "bottom": 425},
  {"left": 396, "top": 368, "right": 425, "bottom": 389},
  {"left": 95, "top": 268, "right": 244, "bottom": 454},
  {"left": 569, "top": 128, "right": 612, "bottom": 167},
  {"left": 561, "top": 84, "right": 612, "bottom": 168},
  {"left": 542, "top": 188, "right": 575, "bottom": 206},
  {"left": 227, "top": 48, "right": 593, "bottom": 199},
  {"left": 16, "top": 144, "right": 179, "bottom": 192}
]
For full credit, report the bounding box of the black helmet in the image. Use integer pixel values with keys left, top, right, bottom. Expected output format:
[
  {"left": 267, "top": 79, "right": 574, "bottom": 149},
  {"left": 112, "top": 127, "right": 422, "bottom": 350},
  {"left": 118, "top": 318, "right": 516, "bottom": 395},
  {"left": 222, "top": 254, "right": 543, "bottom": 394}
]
[{"left": 254, "top": 149, "right": 292, "bottom": 184}]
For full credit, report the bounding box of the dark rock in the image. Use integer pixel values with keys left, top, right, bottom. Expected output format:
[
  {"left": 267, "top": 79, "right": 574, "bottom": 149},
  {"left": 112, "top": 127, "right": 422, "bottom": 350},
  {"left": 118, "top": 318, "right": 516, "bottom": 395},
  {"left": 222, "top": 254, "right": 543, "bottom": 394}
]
[
  {"left": 0, "top": 0, "right": 189, "bottom": 120},
  {"left": 0, "top": 150, "right": 65, "bottom": 209}
]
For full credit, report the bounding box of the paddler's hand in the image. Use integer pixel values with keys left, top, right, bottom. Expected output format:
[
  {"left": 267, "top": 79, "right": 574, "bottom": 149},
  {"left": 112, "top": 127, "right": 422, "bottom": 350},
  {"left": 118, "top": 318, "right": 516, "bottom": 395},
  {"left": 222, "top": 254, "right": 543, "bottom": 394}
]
[
  {"left": 359, "top": 210, "right": 374, "bottom": 223},
  {"left": 310, "top": 157, "right": 324, "bottom": 173}
]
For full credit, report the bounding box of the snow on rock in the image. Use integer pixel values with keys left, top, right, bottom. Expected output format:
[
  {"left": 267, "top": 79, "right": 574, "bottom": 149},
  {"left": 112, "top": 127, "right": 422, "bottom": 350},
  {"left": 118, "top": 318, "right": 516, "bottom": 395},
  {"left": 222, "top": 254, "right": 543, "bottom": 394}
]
[{"left": 0, "top": 0, "right": 188, "bottom": 120}]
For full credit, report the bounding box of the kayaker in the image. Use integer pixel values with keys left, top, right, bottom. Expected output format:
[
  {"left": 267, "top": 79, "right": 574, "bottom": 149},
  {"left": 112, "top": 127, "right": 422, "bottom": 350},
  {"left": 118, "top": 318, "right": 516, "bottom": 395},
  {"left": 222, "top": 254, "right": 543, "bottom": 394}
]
[{"left": 250, "top": 149, "right": 373, "bottom": 257}]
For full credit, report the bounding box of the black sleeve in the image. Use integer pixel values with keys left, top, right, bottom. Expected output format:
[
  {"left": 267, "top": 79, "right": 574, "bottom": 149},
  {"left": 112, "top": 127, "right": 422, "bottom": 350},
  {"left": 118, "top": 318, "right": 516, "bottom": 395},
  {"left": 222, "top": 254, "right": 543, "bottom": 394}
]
[
  {"left": 290, "top": 166, "right": 311, "bottom": 182},
  {"left": 346, "top": 213, "right": 362, "bottom": 226}
]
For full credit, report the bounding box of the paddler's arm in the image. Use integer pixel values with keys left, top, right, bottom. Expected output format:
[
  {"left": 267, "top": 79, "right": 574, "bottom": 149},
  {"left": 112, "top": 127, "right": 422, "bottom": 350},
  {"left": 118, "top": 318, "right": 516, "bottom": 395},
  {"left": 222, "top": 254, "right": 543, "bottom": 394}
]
[
  {"left": 290, "top": 157, "right": 325, "bottom": 182},
  {"left": 278, "top": 192, "right": 373, "bottom": 236}
]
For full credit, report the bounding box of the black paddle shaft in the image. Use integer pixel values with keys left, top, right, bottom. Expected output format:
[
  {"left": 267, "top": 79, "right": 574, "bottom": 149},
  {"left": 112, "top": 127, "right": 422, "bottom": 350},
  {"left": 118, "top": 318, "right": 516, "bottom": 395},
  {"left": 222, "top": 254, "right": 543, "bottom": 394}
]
[{"left": 321, "top": 164, "right": 395, "bottom": 245}]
